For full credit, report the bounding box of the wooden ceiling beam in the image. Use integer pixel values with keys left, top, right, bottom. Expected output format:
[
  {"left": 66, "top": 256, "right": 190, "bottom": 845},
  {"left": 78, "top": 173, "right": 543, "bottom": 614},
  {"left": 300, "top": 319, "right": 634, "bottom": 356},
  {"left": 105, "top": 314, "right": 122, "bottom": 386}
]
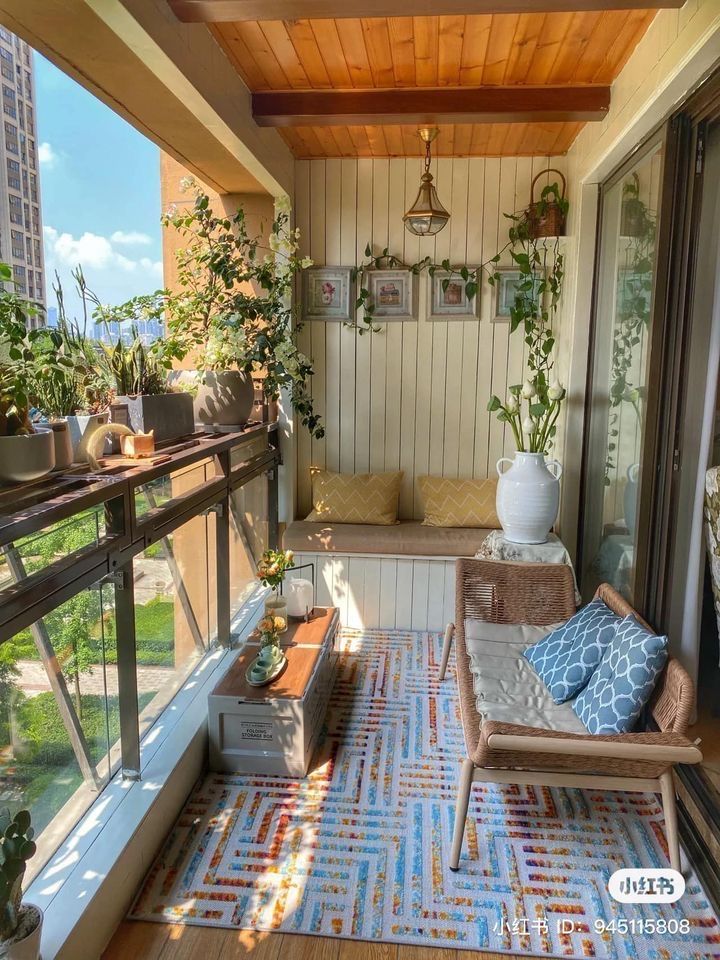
[
  {"left": 252, "top": 85, "right": 611, "bottom": 127},
  {"left": 169, "top": 0, "right": 681, "bottom": 20}
]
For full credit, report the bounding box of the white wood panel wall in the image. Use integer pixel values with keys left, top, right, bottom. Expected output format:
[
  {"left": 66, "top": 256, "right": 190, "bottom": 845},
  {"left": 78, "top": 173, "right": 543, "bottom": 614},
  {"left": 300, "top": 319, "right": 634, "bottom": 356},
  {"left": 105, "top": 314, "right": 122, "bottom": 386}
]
[
  {"left": 294, "top": 155, "right": 569, "bottom": 520},
  {"left": 289, "top": 554, "right": 456, "bottom": 632}
]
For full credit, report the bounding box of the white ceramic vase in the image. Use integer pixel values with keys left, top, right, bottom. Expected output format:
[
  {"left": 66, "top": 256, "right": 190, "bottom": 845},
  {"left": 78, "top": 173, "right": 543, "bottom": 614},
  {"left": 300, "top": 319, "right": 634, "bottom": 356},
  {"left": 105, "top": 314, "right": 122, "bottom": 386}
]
[{"left": 496, "top": 451, "right": 562, "bottom": 544}]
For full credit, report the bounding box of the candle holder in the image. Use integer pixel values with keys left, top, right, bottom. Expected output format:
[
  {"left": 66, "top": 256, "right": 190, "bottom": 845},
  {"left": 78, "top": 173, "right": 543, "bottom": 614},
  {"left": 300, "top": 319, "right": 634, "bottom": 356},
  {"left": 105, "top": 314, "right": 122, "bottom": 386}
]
[{"left": 283, "top": 562, "right": 315, "bottom": 622}]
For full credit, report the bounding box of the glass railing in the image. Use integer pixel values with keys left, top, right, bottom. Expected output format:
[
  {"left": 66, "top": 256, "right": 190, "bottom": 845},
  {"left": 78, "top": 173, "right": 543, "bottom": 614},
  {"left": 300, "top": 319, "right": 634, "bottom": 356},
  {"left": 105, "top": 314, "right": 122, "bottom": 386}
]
[{"left": 0, "top": 425, "right": 279, "bottom": 880}]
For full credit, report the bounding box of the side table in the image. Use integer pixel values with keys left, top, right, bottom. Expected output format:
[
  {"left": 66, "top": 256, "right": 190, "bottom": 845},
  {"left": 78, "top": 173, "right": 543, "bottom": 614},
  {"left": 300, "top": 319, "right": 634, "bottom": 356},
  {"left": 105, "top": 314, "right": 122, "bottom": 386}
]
[
  {"left": 438, "top": 532, "right": 580, "bottom": 681},
  {"left": 475, "top": 530, "right": 581, "bottom": 604},
  {"left": 208, "top": 606, "right": 339, "bottom": 777}
]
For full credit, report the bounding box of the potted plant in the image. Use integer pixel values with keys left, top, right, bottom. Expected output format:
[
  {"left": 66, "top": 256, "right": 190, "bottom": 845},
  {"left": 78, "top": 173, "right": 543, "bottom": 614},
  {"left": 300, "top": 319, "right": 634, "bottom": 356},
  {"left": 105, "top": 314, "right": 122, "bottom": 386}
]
[
  {"left": 0, "top": 264, "right": 56, "bottom": 484},
  {"left": 525, "top": 170, "right": 568, "bottom": 239},
  {"left": 93, "top": 292, "right": 194, "bottom": 444},
  {"left": 256, "top": 548, "right": 295, "bottom": 628},
  {"left": 160, "top": 184, "right": 323, "bottom": 438},
  {"left": 487, "top": 193, "right": 569, "bottom": 543},
  {"left": 0, "top": 807, "right": 41, "bottom": 960}
]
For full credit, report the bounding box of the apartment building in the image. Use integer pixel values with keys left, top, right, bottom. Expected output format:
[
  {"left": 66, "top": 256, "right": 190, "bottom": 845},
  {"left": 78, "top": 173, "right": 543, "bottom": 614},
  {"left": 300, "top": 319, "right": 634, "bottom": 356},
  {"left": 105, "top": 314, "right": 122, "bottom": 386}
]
[{"left": 0, "top": 25, "right": 43, "bottom": 312}]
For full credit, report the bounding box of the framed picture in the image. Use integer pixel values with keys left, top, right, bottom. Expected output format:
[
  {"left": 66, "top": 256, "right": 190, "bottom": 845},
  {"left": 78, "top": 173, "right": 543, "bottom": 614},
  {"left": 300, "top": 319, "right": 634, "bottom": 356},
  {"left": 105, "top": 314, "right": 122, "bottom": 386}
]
[
  {"left": 493, "top": 267, "right": 544, "bottom": 322},
  {"left": 364, "top": 269, "right": 417, "bottom": 321},
  {"left": 303, "top": 267, "right": 354, "bottom": 322},
  {"left": 429, "top": 270, "right": 479, "bottom": 320}
]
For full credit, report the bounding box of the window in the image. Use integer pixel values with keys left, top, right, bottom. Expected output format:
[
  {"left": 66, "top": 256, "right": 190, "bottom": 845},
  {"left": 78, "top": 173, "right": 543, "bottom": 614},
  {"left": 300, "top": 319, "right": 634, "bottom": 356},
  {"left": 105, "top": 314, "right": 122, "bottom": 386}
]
[
  {"left": 0, "top": 27, "right": 13, "bottom": 44},
  {"left": 33, "top": 238, "right": 40, "bottom": 262},
  {"left": 2, "top": 83, "right": 14, "bottom": 100},
  {"left": 0, "top": 48, "right": 13, "bottom": 64},
  {"left": 4, "top": 119, "right": 16, "bottom": 136},
  {"left": 3, "top": 104, "right": 16, "bottom": 118},
  {"left": 7, "top": 157, "right": 19, "bottom": 173},
  {"left": 25, "top": 237, "right": 32, "bottom": 264},
  {"left": 13, "top": 264, "right": 25, "bottom": 278},
  {"left": 1, "top": 64, "right": 13, "bottom": 82},
  {"left": 7, "top": 175, "right": 20, "bottom": 191}
]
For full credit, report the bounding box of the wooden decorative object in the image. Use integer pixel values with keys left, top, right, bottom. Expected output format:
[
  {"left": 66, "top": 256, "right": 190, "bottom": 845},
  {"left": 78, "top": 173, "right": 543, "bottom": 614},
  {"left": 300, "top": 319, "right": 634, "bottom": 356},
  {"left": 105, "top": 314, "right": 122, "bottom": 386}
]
[{"left": 120, "top": 431, "right": 156, "bottom": 458}]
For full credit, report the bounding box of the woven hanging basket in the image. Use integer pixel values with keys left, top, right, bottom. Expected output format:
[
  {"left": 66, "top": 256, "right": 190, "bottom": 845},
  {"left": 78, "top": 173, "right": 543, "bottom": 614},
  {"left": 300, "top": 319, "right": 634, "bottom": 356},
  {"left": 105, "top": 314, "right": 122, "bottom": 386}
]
[{"left": 525, "top": 169, "right": 567, "bottom": 239}]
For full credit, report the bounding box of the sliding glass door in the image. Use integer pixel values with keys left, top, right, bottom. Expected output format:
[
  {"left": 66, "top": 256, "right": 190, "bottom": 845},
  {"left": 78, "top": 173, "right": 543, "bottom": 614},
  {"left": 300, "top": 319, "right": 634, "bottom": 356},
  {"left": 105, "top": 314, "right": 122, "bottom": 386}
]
[{"left": 579, "top": 138, "right": 667, "bottom": 605}]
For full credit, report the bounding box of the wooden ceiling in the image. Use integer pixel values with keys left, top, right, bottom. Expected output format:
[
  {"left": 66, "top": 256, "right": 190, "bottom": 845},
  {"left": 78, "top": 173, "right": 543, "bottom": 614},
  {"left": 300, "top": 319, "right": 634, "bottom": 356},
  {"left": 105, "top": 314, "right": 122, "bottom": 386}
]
[{"left": 205, "top": 10, "right": 658, "bottom": 157}]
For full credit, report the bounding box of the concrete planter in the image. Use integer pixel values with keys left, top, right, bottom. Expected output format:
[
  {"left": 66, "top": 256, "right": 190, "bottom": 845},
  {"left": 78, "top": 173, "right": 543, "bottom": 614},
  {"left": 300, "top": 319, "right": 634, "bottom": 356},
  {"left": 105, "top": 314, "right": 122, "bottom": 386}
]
[
  {"left": 0, "top": 427, "right": 55, "bottom": 484},
  {"left": 194, "top": 371, "right": 254, "bottom": 427},
  {"left": 117, "top": 393, "right": 195, "bottom": 444}
]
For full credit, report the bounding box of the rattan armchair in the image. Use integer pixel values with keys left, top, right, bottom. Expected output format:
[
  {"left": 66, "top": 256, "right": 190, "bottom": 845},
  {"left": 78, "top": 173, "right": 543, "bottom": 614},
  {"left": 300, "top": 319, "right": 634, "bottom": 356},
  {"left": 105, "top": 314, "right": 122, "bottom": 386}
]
[{"left": 446, "top": 558, "right": 702, "bottom": 873}]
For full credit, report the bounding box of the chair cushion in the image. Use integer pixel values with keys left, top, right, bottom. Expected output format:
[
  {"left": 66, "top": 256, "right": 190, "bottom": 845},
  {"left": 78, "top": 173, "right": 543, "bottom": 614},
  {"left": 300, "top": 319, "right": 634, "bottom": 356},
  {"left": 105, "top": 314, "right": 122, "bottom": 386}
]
[
  {"left": 464, "top": 619, "right": 588, "bottom": 734},
  {"left": 572, "top": 615, "right": 669, "bottom": 734},
  {"left": 523, "top": 597, "right": 621, "bottom": 704},
  {"left": 305, "top": 468, "right": 403, "bottom": 525},
  {"left": 283, "top": 520, "right": 492, "bottom": 557},
  {"left": 418, "top": 476, "right": 500, "bottom": 528}
]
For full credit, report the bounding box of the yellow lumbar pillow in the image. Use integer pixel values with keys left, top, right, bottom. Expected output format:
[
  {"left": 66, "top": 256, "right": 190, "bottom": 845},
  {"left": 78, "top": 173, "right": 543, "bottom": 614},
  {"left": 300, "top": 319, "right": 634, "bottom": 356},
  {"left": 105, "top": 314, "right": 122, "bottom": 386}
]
[
  {"left": 306, "top": 468, "right": 403, "bottom": 525},
  {"left": 419, "top": 475, "right": 500, "bottom": 528}
]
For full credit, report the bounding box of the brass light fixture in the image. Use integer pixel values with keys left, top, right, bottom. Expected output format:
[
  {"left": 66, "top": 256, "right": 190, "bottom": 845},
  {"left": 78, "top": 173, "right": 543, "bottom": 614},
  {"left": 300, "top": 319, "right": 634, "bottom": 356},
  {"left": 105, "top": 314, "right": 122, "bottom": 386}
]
[{"left": 403, "top": 127, "right": 450, "bottom": 237}]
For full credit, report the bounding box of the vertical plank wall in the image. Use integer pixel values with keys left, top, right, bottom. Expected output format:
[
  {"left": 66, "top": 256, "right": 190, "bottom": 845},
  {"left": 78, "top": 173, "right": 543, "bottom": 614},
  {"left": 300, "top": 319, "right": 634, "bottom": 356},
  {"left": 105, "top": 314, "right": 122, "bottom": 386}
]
[{"left": 294, "top": 155, "right": 569, "bottom": 520}]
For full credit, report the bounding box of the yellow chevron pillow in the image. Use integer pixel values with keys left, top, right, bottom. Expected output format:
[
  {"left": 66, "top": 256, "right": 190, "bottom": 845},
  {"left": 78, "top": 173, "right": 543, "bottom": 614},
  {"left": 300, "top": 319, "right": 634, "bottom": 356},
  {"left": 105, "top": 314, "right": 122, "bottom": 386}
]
[
  {"left": 307, "top": 468, "right": 403, "bottom": 525},
  {"left": 419, "top": 476, "right": 500, "bottom": 528}
]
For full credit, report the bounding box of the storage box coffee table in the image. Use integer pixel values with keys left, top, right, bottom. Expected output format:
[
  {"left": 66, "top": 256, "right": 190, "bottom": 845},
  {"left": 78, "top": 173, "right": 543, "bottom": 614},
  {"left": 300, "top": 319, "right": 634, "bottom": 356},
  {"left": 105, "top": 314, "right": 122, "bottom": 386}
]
[{"left": 208, "top": 607, "right": 339, "bottom": 777}]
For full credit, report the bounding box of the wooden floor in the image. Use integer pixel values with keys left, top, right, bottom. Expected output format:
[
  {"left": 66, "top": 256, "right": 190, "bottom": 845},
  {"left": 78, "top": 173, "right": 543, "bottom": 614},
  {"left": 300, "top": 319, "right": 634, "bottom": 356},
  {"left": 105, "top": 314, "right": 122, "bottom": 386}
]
[{"left": 102, "top": 922, "right": 519, "bottom": 960}]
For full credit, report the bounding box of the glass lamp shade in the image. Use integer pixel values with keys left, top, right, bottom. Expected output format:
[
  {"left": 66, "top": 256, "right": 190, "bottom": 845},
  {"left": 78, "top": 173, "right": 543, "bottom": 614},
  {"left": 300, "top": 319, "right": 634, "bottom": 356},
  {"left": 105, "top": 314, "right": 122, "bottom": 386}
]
[{"left": 403, "top": 172, "right": 450, "bottom": 237}]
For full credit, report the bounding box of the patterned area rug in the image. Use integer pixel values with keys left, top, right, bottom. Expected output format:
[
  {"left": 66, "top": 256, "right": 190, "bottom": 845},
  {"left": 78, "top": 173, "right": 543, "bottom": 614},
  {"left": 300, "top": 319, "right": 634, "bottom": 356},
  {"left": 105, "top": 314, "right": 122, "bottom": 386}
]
[{"left": 131, "top": 629, "right": 720, "bottom": 958}]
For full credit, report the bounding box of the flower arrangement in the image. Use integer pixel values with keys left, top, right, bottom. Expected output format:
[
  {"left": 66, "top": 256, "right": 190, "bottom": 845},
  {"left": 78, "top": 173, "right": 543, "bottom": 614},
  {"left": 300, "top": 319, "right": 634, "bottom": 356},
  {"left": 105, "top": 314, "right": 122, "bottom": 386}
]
[
  {"left": 256, "top": 548, "right": 295, "bottom": 592},
  {"left": 488, "top": 377, "right": 566, "bottom": 454},
  {"left": 257, "top": 614, "right": 286, "bottom": 650}
]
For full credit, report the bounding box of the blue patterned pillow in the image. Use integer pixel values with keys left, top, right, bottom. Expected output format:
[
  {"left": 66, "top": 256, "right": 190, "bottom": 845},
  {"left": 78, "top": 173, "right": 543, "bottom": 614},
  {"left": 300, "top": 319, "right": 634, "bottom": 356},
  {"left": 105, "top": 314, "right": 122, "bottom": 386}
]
[
  {"left": 524, "top": 598, "right": 621, "bottom": 704},
  {"left": 572, "top": 615, "right": 668, "bottom": 734}
]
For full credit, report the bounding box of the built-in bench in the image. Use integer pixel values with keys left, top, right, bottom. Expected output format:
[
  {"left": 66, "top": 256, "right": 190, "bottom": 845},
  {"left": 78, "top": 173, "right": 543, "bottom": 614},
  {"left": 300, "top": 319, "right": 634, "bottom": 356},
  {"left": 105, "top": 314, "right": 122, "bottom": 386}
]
[{"left": 283, "top": 520, "right": 493, "bottom": 631}]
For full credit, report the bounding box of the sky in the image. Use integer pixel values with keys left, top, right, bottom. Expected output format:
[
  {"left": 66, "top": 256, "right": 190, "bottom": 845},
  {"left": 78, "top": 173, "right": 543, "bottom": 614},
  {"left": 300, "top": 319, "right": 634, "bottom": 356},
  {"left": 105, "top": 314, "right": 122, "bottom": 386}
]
[{"left": 35, "top": 54, "right": 163, "bottom": 322}]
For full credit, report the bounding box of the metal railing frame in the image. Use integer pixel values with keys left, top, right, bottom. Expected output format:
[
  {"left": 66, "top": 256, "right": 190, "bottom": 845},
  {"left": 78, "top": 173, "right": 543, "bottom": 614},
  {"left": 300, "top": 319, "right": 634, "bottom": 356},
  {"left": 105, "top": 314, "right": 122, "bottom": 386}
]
[{"left": 0, "top": 424, "right": 280, "bottom": 780}]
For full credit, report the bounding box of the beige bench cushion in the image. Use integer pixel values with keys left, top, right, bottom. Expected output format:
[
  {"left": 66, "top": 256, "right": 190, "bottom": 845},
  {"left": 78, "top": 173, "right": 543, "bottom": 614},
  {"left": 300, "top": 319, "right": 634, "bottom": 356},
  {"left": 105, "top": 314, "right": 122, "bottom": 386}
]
[
  {"left": 464, "top": 619, "right": 588, "bottom": 734},
  {"left": 283, "top": 520, "right": 492, "bottom": 558}
]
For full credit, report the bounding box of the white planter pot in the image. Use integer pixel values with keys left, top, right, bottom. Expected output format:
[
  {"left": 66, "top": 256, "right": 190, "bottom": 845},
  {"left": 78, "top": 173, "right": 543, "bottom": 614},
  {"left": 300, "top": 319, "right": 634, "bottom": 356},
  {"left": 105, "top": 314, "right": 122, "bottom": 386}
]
[
  {"left": 48, "top": 419, "right": 73, "bottom": 471},
  {"left": 496, "top": 451, "right": 562, "bottom": 544},
  {"left": 3, "top": 903, "right": 43, "bottom": 960},
  {"left": 0, "top": 427, "right": 55, "bottom": 484},
  {"left": 66, "top": 412, "right": 109, "bottom": 463}
]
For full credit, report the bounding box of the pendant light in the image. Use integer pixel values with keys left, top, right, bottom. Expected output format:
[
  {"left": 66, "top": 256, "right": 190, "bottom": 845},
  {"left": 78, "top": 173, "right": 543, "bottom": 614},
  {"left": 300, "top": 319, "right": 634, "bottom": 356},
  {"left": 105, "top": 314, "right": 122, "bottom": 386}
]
[{"left": 403, "top": 127, "right": 450, "bottom": 237}]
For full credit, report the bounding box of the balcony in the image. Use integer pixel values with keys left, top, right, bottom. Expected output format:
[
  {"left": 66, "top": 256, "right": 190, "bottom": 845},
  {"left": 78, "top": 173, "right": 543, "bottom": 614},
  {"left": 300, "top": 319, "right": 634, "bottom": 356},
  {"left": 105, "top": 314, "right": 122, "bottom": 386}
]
[{"left": 2, "top": 1, "right": 720, "bottom": 958}]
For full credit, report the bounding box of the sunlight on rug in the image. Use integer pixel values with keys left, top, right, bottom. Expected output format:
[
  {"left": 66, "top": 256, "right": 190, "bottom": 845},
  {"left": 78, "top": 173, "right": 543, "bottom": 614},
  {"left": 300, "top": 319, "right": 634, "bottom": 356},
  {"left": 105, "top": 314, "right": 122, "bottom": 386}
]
[{"left": 131, "top": 628, "right": 720, "bottom": 958}]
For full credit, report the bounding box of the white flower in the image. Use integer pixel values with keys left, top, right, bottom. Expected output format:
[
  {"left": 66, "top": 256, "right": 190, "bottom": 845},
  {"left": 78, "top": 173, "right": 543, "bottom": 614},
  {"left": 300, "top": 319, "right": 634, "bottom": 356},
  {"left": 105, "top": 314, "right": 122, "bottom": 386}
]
[
  {"left": 521, "top": 380, "right": 536, "bottom": 400},
  {"left": 300, "top": 257, "right": 313, "bottom": 269},
  {"left": 522, "top": 417, "right": 536, "bottom": 435},
  {"left": 268, "top": 234, "right": 281, "bottom": 252},
  {"left": 506, "top": 395, "right": 518, "bottom": 414},
  {"left": 548, "top": 381, "right": 564, "bottom": 401},
  {"left": 179, "top": 176, "right": 196, "bottom": 193},
  {"left": 275, "top": 194, "right": 292, "bottom": 214}
]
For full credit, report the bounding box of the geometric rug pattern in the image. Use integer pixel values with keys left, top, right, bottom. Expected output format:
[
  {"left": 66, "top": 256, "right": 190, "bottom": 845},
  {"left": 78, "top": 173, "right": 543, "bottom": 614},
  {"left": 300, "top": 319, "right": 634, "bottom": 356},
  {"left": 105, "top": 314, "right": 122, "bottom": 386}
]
[{"left": 131, "top": 629, "right": 720, "bottom": 958}]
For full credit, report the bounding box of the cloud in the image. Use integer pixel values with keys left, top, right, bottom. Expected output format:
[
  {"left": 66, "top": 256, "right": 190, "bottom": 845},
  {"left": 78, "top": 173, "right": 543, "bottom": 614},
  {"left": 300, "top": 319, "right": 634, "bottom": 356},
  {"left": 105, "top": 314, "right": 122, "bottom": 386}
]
[
  {"left": 110, "top": 230, "right": 152, "bottom": 247},
  {"left": 43, "top": 225, "right": 163, "bottom": 317},
  {"left": 44, "top": 226, "right": 162, "bottom": 277},
  {"left": 38, "top": 141, "right": 58, "bottom": 169}
]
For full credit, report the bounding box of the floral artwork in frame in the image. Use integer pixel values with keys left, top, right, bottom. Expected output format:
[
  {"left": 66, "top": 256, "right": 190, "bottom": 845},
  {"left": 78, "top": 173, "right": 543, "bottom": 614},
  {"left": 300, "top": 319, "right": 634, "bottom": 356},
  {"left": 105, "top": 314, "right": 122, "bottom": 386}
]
[
  {"left": 303, "top": 267, "right": 354, "bottom": 322},
  {"left": 429, "top": 269, "right": 480, "bottom": 320},
  {"left": 364, "top": 269, "right": 418, "bottom": 321},
  {"left": 493, "top": 266, "right": 545, "bottom": 322}
]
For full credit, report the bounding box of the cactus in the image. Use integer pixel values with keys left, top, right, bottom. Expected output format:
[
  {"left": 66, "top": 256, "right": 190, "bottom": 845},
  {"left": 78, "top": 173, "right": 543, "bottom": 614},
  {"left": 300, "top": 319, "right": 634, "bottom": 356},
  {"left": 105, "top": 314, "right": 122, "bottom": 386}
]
[{"left": 0, "top": 809, "right": 36, "bottom": 944}]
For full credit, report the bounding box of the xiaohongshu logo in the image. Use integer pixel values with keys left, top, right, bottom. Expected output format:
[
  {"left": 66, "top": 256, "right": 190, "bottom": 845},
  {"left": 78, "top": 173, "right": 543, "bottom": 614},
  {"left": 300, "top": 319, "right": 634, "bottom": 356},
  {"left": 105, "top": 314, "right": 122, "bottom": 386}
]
[{"left": 609, "top": 868, "right": 685, "bottom": 903}]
